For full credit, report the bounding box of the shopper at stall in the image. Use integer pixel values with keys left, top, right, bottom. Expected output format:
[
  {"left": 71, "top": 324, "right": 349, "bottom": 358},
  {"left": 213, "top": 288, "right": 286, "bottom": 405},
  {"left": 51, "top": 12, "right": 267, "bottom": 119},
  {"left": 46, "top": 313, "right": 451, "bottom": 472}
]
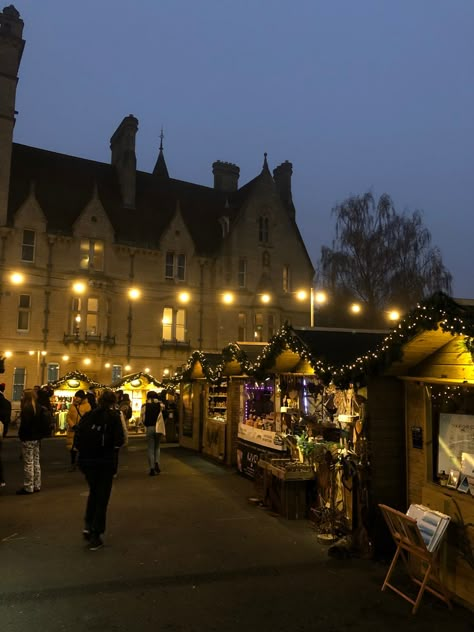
[
  {"left": 75, "top": 389, "right": 124, "bottom": 551},
  {"left": 0, "top": 382, "right": 12, "bottom": 438},
  {"left": 66, "top": 390, "right": 91, "bottom": 471},
  {"left": 16, "top": 389, "right": 51, "bottom": 495},
  {"left": 140, "top": 391, "right": 165, "bottom": 476}
]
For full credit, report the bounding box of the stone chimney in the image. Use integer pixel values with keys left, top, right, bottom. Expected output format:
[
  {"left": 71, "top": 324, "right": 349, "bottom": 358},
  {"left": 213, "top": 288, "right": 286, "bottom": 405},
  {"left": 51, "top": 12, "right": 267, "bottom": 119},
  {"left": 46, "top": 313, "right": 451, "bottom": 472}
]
[
  {"left": 110, "top": 115, "right": 138, "bottom": 209},
  {"left": 212, "top": 161, "right": 240, "bottom": 192},
  {"left": 0, "top": 5, "right": 25, "bottom": 226},
  {"left": 273, "top": 160, "right": 295, "bottom": 219}
]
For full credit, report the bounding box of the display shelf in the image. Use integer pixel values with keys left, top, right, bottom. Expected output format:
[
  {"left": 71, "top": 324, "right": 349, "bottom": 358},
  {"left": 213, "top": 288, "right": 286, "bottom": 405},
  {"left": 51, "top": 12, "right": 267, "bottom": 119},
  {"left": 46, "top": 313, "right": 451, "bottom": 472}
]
[{"left": 208, "top": 382, "right": 227, "bottom": 418}]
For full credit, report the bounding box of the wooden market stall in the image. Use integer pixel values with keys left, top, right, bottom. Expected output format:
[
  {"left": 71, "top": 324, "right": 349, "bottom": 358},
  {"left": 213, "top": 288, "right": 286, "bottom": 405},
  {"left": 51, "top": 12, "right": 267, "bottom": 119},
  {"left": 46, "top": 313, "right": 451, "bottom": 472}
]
[
  {"left": 47, "top": 370, "right": 105, "bottom": 435},
  {"left": 111, "top": 371, "right": 168, "bottom": 432},
  {"left": 363, "top": 293, "right": 474, "bottom": 609},
  {"left": 176, "top": 351, "right": 223, "bottom": 455}
]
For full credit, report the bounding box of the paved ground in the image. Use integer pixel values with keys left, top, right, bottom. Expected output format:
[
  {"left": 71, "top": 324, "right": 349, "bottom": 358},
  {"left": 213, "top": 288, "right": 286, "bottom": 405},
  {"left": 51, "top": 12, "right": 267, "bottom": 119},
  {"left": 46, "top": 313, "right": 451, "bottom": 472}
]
[{"left": 0, "top": 436, "right": 472, "bottom": 632}]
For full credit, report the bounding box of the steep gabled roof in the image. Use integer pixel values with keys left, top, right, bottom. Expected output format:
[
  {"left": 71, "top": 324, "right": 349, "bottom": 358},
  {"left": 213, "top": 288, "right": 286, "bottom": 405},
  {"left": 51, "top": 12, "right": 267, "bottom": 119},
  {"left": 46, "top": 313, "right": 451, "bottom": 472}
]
[{"left": 8, "top": 143, "right": 240, "bottom": 255}]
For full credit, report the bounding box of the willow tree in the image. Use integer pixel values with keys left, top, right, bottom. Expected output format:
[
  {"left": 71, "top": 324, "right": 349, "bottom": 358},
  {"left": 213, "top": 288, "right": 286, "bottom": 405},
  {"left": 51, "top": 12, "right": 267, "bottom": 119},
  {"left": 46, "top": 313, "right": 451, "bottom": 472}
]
[{"left": 320, "top": 192, "right": 452, "bottom": 324}]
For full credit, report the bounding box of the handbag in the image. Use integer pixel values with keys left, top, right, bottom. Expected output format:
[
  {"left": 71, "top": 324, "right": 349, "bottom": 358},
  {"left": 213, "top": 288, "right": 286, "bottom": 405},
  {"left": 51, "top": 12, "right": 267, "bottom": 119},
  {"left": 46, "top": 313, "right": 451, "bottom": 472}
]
[{"left": 155, "top": 410, "right": 166, "bottom": 435}]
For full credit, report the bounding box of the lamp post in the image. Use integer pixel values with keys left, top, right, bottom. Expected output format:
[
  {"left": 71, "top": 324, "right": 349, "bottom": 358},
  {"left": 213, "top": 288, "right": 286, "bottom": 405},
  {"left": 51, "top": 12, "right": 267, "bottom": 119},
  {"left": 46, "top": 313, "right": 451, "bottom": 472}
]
[
  {"left": 297, "top": 288, "right": 327, "bottom": 327},
  {"left": 29, "top": 349, "right": 47, "bottom": 385},
  {"left": 126, "top": 287, "right": 141, "bottom": 363}
]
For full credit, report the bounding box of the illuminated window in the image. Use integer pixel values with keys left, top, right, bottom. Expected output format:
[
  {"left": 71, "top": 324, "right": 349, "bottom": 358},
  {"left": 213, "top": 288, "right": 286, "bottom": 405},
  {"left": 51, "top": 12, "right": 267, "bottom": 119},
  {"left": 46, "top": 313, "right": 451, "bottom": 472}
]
[
  {"left": 86, "top": 297, "right": 98, "bottom": 335},
  {"left": 80, "top": 238, "right": 104, "bottom": 271},
  {"left": 21, "top": 229, "right": 36, "bottom": 262},
  {"left": 17, "top": 294, "right": 31, "bottom": 331},
  {"left": 162, "top": 307, "right": 186, "bottom": 342},
  {"left": 70, "top": 296, "right": 100, "bottom": 336},
  {"left": 165, "top": 252, "right": 186, "bottom": 281},
  {"left": 238, "top": 258, "right": 247, "bottom": 288}
]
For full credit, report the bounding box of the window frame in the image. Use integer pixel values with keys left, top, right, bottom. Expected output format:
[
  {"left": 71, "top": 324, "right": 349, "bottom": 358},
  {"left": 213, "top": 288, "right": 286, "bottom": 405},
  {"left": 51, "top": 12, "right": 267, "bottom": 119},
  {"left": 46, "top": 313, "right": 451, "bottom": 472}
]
[
  {"left": 162, "top": 306, "right": 187, "bottom": 342},
  {"left": 12, "top": 367, "right": 26, "bottom": 401},
  {"left": 79, "top": 238, "right": 104, "bottom": 272},
  {"left": 21, "top": 229, "right": 36, "bottom": 263},
  {"left": 165, "top": 252, "right": 186, "bottom": 282},
  {"left": 17, "top": 293, "right": 31, "bottom": 332}
]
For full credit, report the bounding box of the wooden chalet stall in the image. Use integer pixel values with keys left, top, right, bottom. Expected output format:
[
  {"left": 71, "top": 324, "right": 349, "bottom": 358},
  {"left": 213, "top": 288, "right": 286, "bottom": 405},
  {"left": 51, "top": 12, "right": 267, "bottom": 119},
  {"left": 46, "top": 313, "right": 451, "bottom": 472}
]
[
  {"left": 177, "top": 351, "right": 223, "bottom": 454},
  {"left": 48, "top": 371, "right": 104, "bottom": 435},
  {"left": 245, "top": 324, "right": 388, "bottom": 527},
  {"left": 112, "top": 372, "right": 164, "bottom": 432},
  {"left": 362, "top": 294, "right": 474, "bottom": 608}
]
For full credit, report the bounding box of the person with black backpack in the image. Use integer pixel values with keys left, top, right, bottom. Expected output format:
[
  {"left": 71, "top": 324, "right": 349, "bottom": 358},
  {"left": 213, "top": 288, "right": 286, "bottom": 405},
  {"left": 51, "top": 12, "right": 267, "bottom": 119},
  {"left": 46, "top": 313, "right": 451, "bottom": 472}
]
[{"left": 74, "top": 389, "right": 124, "bottom": 551}]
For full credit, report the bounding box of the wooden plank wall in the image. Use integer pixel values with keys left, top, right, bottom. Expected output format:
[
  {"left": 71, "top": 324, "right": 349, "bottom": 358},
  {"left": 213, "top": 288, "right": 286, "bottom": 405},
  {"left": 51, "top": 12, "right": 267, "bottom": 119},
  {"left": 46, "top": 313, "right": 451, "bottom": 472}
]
[
  {"left": 405, "top": 381, "right": 428, "bottom": 504},
  {"left": 367, "top": 375, "right": 406, "bottom": 554}
]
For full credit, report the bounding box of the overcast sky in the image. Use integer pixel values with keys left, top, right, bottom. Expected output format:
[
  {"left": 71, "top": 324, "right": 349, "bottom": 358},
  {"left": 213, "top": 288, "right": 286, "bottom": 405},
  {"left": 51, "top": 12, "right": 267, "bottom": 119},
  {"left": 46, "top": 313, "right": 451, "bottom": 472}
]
[{"left": 10, "top": 1, "right": 474, "bottom": 298}]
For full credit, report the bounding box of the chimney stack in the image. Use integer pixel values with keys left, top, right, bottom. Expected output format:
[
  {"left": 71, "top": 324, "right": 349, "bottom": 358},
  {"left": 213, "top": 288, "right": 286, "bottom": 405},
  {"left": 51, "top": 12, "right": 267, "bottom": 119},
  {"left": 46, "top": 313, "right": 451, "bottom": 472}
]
[
  {"left": 110, "top": 115, "right": 138, "bottom": 209},
  {"left": 212, "top": 161, "right": 240, "bottom": 193},
  {"left": 0, "top": 5, "right": 25, "bottom": 226},
  {"left": 273, "top": 161, "right": 295, "bottom": 219}
]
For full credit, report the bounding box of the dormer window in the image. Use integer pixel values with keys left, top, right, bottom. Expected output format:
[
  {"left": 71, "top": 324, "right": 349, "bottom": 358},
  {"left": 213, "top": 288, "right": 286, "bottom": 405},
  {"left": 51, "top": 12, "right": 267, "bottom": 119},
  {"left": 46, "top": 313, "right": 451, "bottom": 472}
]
[{"left": 258, "top": 216, "right": 269, "bottom": 243}]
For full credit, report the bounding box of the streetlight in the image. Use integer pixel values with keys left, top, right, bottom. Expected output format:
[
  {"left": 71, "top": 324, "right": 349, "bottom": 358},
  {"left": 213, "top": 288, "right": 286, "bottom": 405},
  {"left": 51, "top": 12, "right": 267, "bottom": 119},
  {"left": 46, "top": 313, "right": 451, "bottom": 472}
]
[
  {"left": 297, "top": 288, "right": 327, "bottom": 327},
  {"left": 387, "top": 309, "right": 401, "bottom": 322},
  {"left": 350, "top": 302, "right": 362, "bottom": 315}
]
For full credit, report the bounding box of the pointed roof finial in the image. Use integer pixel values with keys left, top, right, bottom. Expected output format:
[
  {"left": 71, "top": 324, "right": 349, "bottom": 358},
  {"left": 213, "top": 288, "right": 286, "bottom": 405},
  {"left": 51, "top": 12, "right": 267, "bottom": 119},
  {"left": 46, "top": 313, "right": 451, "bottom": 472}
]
[
  {"left": 159, "top": 126, "right": 164, "bottom": 152},
  {"left": 262, "top": 152, "right": 270, "bottom": 174},
  {"left": 153, "top": 126, "right": 170, "bottom": 178}
]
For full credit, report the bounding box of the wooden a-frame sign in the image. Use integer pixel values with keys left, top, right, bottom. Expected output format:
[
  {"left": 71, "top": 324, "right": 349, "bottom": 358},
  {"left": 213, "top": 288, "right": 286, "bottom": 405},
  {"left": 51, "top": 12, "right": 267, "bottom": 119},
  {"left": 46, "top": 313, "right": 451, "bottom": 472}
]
[{"left": 378, "top": 504, "right": 452, "bottom": 614}]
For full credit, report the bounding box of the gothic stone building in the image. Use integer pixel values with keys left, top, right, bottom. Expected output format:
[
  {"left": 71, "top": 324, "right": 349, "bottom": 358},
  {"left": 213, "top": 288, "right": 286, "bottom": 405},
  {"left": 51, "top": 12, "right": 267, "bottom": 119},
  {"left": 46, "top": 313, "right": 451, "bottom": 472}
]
[{"left": 0, "top": 6, "right": 314, "bottom": 399}]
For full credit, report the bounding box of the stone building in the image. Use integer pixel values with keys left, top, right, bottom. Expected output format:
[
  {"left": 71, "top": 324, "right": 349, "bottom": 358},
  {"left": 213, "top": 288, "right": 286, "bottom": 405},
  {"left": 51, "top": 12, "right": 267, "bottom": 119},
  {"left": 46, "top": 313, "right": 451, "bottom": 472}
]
[{"left": 0, "top": 5, "right": 314, "bottom": 399}]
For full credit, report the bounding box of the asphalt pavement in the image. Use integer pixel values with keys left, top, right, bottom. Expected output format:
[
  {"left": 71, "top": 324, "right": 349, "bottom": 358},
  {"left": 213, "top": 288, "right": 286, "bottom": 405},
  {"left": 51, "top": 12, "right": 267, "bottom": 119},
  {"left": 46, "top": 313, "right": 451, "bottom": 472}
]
[{"left": 0, "top": 435, "right": 472, "bottom": 632}]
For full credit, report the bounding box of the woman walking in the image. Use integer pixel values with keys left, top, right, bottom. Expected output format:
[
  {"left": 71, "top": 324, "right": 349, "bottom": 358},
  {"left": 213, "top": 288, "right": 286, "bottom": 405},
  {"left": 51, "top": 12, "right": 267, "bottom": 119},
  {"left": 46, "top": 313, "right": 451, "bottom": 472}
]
[
  {"left": 140, "top": 391, "right": 165, "bottom": 476},
  {"left": 16, "top": 389, "right": 50, "bottom": 495}
]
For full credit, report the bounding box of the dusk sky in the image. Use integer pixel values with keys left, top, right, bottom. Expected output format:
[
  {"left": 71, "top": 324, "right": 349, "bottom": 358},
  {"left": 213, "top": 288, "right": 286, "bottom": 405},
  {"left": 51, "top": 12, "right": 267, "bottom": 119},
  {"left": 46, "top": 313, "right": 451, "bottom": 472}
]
[{"left": 11, "top": 1, "right": 474, "bottom": 298}]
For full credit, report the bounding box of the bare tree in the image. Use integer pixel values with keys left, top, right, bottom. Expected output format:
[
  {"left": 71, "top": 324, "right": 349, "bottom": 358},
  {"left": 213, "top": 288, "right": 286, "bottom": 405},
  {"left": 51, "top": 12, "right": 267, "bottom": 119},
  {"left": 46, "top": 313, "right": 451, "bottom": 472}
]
[{"left": 320, "top": 192, "right": 452, "bottom": 324}]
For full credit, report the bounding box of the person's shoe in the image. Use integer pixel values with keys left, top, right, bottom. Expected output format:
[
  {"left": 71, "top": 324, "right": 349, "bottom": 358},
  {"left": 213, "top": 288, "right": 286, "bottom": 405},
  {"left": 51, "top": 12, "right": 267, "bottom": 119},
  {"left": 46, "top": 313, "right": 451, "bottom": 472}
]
[
  {"left": 88, "top": 535, "right": 104, "bottom": 551},
  {"left": 82, "top": 529, "right": 91, "bottom": 541},
  {"left": 0, "top": 482, "right": 6, "bottom": 488},
  {"left": 16, "top": 488, "right": 33, "bottom": 495},
  {"left": 154, "top": 463, "right": 161, "bottom": 474},
  {"left": 149, "top": 468, "right": 156, "bottom": 476}
]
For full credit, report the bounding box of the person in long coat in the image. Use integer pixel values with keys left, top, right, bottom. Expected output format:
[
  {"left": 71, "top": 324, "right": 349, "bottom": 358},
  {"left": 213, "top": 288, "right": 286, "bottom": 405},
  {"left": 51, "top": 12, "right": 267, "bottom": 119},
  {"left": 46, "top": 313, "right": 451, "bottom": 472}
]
[{"left": 66, "top": 390, "right": 91, "bottom": 471}]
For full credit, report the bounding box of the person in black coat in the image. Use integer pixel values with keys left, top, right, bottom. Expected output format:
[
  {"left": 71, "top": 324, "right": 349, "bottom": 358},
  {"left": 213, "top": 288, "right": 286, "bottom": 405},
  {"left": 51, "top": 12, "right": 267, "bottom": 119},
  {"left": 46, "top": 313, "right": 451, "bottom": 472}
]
[
  {"left": 0, "top": 382, "right": 12, "bottom": 438},
  {"left": 76, "top": 389, "right": 124, "bottom": 551}
]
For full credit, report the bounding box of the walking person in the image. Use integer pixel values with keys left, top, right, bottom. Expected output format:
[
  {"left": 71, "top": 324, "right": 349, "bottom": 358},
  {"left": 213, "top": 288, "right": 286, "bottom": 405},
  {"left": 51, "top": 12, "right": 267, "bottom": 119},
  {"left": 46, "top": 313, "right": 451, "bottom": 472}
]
[
  {"left": 140, "top": 391, "right": 166, "bottom": 476},
  {"left": 66, "top": 390, "right": 91, "bottom": 471},
  {"left": 75, "top": 389, "right": 125, "bottom": 550},
  {"left": 16, "top": 389, "right": 51, "bottom": 495},
  {"left": 0, "top": 382, "right": 12, "bottom": 438}
]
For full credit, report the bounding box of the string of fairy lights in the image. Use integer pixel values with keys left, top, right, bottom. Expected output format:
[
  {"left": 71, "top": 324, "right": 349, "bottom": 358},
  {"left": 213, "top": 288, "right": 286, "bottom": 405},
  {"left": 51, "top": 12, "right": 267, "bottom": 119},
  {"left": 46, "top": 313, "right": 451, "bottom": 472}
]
[
  {"left": 168, "top": 292, "right": 474, "bottom": 389},
  {"left": 43, "top": 292, "right": 474, "bottom": 395}
]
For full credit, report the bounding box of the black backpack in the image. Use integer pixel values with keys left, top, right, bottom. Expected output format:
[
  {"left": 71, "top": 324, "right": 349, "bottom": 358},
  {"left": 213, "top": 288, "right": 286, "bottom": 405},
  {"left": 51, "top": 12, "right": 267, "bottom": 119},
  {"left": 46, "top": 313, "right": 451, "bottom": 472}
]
[{"left": 74, "top": 407, "right": 122, "bottom": 457}]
